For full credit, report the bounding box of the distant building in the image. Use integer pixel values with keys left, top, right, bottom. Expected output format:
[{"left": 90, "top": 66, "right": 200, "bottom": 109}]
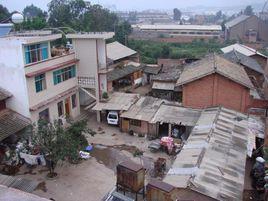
[
  {"left": 131, "top": 24, "right": 222, "bottom": 43},
  {"left": 225, "top": 15, "right": 268, "bottom": 42},
  {"left": 176, "top": 54, "right": 254, "bottom": 113}
]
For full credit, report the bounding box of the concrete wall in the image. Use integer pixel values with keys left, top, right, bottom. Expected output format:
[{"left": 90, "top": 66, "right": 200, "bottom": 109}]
[
  {"left": 30, "top": 91, "right": 80, "bottom": 122},
  {"left": 182, "top": 74, "right": 251, "bottom": 113},
  {"left": 0, "top": 39, "right": 31, "bottom": 117}
]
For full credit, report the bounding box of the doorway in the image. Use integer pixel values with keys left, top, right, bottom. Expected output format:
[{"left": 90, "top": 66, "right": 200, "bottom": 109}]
[{"left": 65, "top": 97, "right": 71, "bottom": 116}]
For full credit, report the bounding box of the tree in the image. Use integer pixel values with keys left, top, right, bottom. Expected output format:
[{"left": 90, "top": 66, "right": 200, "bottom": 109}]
[
  {"left": 114, "top": 21, "right": 132, "bottom": 44},
  {"left": 27, "top": 119, "right": 90, "bottom": 178},
  {"left": 173, "top": 8, "right": 181, "bottom": 21},
  {"left": 23, "top": 4, "right": 47, "bottom": 19},
  {"left": 244, "top": 5, "right": 254, "bottom": 16},
  {"left": 215, "top": 10, "right": 222, "bottom": 20},
  {"left": 0, "top": 4, "right": 10, "bottom": 22}
]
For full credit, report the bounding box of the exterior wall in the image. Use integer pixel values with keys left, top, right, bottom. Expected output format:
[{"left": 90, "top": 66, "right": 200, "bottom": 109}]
[
  {"left": 0, "top": 39, "right": 31, "bottom": 118},
  {"left": 227, "top": 16, "right": 268, "bottom": 42},
  {"left": 30, "top": 91, "right": 80, "bottom": 123},
  {"left": 182, "top": 74, "right": 251, "bottom": 113},
  {"left": 26, "top": 66, "right": 78, "bottom": 109},
  {"left": 121, "top": 118, "right": 149, "bottom": 135}
]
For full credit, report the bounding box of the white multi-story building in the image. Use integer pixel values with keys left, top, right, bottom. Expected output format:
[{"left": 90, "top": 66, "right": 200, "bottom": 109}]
[{"left": 0, "top": 31, "right": 80, "bottom": 123}]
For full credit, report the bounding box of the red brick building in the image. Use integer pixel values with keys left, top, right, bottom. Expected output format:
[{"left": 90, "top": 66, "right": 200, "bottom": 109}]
[{"left": 176, "top": 55, "right": 254, "bottom": 113}]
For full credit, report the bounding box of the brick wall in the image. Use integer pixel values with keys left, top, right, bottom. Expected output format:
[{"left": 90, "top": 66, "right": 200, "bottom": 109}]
[{"left": 182, "top": 74, "right": 251, "bottom": 113}]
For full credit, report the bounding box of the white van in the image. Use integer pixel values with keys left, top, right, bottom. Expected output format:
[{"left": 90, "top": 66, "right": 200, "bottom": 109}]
[{"left": 107, "top": 111, "right": 119, "bottom": 125}]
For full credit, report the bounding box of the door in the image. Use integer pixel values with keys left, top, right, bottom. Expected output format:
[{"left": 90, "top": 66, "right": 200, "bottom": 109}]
[
  {"left": 121, "top": 118, "right": 130, "bottom": 132},
  {"left": 65, "top": 97, "right": 71, "bottom": 116}
]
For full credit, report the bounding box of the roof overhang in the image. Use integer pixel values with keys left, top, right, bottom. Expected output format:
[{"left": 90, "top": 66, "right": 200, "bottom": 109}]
[{"left": 67, "top": 32, "right": 114, "bottom": 40}]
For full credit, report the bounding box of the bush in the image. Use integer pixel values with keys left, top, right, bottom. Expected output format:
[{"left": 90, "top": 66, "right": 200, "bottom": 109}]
[{"left": 102, "top": 92, "right": 109, "bottom": 99}]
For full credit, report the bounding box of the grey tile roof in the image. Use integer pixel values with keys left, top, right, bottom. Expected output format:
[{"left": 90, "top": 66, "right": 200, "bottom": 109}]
[
  {"left": 107, "top": 64, "right": 143, "bottom": 82},
  {"left": 223, "top": 50, "right": 264, "bottom": 74},
  {"left": 152, "top": 68, "right": 182, "bottom": 82},
  {"left": 176, "top": 54, "right": 254, "bottom": 89},
  {"left": 0, "top": 87, "right": 12, "bottom": 101},
  {"left": 225, "top": 15, "right": 251, "bottom": 28},
  {"left": 143, "top": 65, "right": 161, "bottom": 75},
  {"left": 0, "top": 109, "right": 31, "bottom": 141},
  {"left": 164, "top": 107, "right": 249, "bottom": 201}
]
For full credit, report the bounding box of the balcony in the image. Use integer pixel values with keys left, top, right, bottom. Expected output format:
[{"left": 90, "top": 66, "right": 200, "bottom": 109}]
[
  {"left": 78, "top": 76, "right": 96, "bottom": 89},
  {"left": 24, "top": 51, "right": 77, "bottom": 78}
]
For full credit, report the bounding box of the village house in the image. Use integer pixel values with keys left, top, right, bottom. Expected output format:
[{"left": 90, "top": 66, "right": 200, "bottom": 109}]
[
  {"left": 176, "top": 54, "right": 254, "bottom": 113},
  {"left": 225, "top": 15, "right": 268, "bottom": 42},
  {"left": 221, "top": 43, "right": 268, "bottom": 71},
  {"left": 223, "top": 50, "right": 265, "bottom": 96},
  {"left": 0, "top": 31, "right": 80, "bottom": 123}
]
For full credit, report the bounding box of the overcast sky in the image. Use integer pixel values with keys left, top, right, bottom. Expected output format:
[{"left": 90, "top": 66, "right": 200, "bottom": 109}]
[{"left": 0, "top": 0, "right": 264, "bottom": 12}]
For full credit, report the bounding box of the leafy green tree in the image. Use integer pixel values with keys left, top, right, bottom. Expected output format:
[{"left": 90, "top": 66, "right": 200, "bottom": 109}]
[
  {"left": 0, "top": 4, "right": 10, "bottom": 22},
  {"left": 244, "top": 5, "right": 253, "bottom": 16},
  {"left": 23, "top": 4, "right": 47, "bottom": 19},
  {"left": 215, "top": 10, "right": 222, "bottom": 20},
  {"left": 173, "top": 8, "right": 181, "bottom": 21},
  {"left": 28, "top": 119, "right": 90, "bottom": 178},
  {"left": 114, "top": 21, "right": 132, "bottom": 44}
]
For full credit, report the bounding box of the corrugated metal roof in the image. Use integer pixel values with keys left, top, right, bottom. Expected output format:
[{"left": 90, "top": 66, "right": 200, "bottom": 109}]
[
  {"left": 107, "top": 63, "right": 143, "bottom": 82},
  {"left": 150, "top": 104, "right": 201, "bottom": 126},
  {"left": 221, "top": 43, "right": 267, "bottom": 58},
  {"left": 0, "top": 109, "right": 31, "bottom": 141},
  {"left": 225, "top": 15, "right": 251, "bottom": 28},
  {"left": 0, "top": 185, "right": 50, "bottom": 201},
  {"left": 152, "top": 81, "right": 175, "bottom": 90},
  {"left": 121, "top": 96, "right": 164, "bottom": 122},
  {"left": 107, "top": 41, "right": 137, "bottom": 61},
  {"left": 143, "top": 65, "right": 161, "bottom": 75},
  {"left": 0, "top": 174, "right": 40, "bottom": 193},
  {"left": 92, "top": 92, "right": 139, "bottom": 111},
  {"left": 0, "top": 87, "right": 12, "bottom": 101},
  {"left": 223, "top": 50, "right": 264, "bottom": 74},
  {"left": 164, "top": 107, "right": 249, "bottom": 201},
  {"left": 176, "top": 54, "right": 254, "bottom": 89},
  {"left": 135, "top": 24, "right": 222, "bottom": 31}
]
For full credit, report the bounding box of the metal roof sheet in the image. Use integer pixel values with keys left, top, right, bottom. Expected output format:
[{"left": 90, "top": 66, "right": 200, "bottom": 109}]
[
  {"left": 121, "top": 96, "right": 164, "bottom": 122},
  {"left": 152, "top": 81, "right": 175, "bottom": 90},
  {"left": 92, "top": 92, "right": 139, "bottom": 111},
  {"left": 150, "top": 104, "right": 201, "bottom": 126},
  {"left": 107, "top": 41, "right": 137, "bottom": 61},
  {"left": 221, "top": 43, "right": 267, "bottom": 58},
  {"left": 164, "top": 107, "right": 249, "bottom": 201}
]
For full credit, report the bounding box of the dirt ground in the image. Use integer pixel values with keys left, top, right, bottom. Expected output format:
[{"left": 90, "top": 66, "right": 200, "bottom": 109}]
[{"left": 15, "top": 111, "right": 173, "bottom": 201}]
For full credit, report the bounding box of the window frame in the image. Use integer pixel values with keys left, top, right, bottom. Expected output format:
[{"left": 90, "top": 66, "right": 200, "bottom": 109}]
[
  {"left": 35, "top": 73, "right": 46, "bottom": 93},
  {"left": 71, "top": 94, "right": 77, "bottom": 109},
  {"left": 24, "top": 43, "right": 48, "bottom": 64},
  {"left": 130, "top": 119, "right": 141, "bottom": 127},
  {"left": 53, "top": 65, "right": 76, "bottom": 85}
]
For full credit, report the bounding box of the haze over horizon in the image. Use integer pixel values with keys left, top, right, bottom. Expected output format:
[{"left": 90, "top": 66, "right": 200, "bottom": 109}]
[{"left": 1, "top": 0, "right": 266, "bottom": 12}]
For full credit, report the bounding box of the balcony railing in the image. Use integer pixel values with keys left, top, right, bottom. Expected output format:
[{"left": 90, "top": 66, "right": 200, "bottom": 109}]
[{"left": 78, "top": 76, "right": 96, "bottom": 89}]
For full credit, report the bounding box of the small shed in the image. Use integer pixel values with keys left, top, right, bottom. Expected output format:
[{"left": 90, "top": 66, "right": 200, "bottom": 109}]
[
  {"left": 146, "top": 179, "right": 177, "bottom": 201},
  {"left": 116, "top": 161, "right": 145, "bottom": 200}
]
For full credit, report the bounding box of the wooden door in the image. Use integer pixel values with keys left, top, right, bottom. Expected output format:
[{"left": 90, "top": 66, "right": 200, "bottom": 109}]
[
  {"left": 65, "top": 98, "right": 70, "bottom": 116},
  {"left": 121, "top": 118, "right": 130, "bottom": 132}
]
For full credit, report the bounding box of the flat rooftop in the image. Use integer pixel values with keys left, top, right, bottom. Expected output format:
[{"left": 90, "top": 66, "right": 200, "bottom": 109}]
[
  {"left": 133, "top": 24, "right": 222, "bottom": 31},
  {"left": 67, "top": 32, "right": 114, "bottom": 39}
]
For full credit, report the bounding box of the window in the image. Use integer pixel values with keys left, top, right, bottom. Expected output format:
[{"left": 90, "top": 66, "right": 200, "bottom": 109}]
[
  {"left": 57, "top": 101, "right": 64, "bottom": 117},
  {"left": 35, "top": 74, "right": 46, "bottom": 93},
  {"left": 39, "top": 108, "right": 49, "bottom": 121},
  {"left": 24, "top": 43, "right": 48, "bottom": 64},
  {"left": 53, "top": 66, "right": 76, "bottom": 85},
  {"left": 71, "top": 94, "right": 77, "bottom": 108},
  {"left": 130, "top": 119, "right": 141, "bottom": 127}
]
